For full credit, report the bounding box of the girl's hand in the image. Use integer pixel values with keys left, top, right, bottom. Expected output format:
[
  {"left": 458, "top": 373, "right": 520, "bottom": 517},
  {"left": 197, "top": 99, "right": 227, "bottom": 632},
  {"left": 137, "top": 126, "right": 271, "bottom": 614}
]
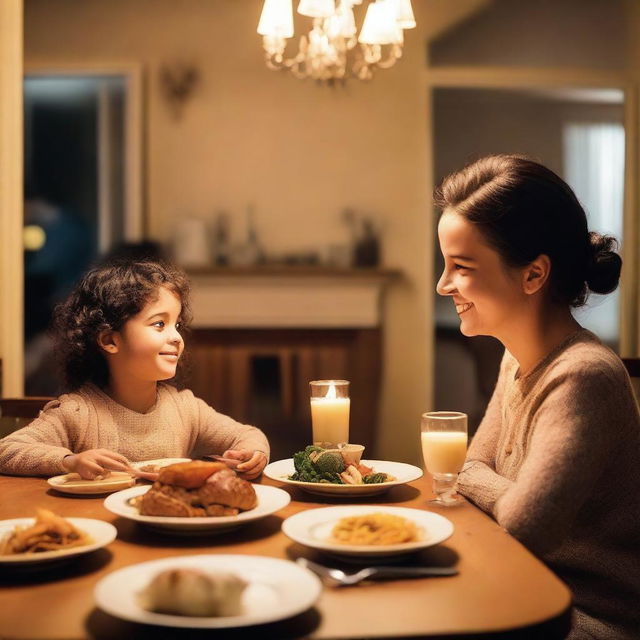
[
  {"left": 62, "top": 448, "right": 131, "bottom": 480},
  {"left": 222, "top": 449, "right": 267, "bottom": 480}
]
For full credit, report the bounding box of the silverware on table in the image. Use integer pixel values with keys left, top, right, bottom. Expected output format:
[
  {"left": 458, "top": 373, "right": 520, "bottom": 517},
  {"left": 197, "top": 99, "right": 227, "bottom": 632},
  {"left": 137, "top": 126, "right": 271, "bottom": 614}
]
[{"left": 297, "top": 557, "right": 458, "bottom": 587}]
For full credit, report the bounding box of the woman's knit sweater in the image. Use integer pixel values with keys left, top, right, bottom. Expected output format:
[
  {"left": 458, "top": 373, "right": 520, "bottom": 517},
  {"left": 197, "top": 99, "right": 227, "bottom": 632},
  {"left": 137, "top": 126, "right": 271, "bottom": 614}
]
[
  {"left": 0, "top": 383, "right": 269, "bottom": 476},
  {"left": 458, "top": 330, "right": 640, "bottom": 639}
]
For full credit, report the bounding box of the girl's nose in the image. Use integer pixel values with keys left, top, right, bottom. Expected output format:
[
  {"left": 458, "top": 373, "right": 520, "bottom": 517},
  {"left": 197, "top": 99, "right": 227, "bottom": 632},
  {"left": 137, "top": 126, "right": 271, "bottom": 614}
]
[
  {"left": 436, "top": 269, "right": 455, "bottom": 296},
  {"left": 169, "top": 326, "right": 183, "bottom": 344}
]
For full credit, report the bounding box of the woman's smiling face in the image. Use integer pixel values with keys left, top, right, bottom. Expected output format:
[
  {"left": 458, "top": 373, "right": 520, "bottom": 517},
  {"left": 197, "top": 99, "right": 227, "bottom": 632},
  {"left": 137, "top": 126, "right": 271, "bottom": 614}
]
[{"left": 436, "top": 210, "right": 529, "bottom": 339}]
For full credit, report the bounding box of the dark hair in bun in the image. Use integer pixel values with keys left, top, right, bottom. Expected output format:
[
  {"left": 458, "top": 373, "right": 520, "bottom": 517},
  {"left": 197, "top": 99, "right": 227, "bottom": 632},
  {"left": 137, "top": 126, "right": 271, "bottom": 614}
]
[
  {"left": 586, "top": 232, "right": 622, "bottom": 296},
  {"left": 434, "top": 154, "right": 622, "bottom": 307}
]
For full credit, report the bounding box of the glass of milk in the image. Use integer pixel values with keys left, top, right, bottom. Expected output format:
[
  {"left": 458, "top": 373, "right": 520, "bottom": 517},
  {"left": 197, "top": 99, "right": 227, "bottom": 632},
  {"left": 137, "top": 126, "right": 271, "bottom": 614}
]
[{"left": 421, "top": 411, "right": 468, "bottom": 506}]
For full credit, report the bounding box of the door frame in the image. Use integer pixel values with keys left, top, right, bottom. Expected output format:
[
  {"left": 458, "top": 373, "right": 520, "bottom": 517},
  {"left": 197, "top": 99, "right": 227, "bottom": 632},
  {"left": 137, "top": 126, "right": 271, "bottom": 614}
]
[
  {"left": 425, "top": 65, "right": 639, "bottom": 357},
  {"left": 0, "top": 0, "right": 24, "bottom": 396}
]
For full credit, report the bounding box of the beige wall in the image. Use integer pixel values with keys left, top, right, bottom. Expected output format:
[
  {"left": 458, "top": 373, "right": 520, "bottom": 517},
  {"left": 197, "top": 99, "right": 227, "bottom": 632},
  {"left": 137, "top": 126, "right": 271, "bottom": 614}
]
[{"left": 23, "top": 0, "right": 486, "bottom": 463}]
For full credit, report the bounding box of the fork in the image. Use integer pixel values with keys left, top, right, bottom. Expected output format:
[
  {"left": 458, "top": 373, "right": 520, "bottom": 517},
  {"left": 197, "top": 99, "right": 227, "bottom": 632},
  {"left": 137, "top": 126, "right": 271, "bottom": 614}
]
[{"left": 297, "top": 558, "right": 457, "bottom": 586}]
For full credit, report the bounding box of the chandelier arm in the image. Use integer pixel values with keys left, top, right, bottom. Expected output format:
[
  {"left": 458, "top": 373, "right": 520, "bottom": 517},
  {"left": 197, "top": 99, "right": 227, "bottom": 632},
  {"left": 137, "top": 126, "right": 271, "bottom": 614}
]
[{"left": 375, "top": 44, "right": 402, "bottom": 69}]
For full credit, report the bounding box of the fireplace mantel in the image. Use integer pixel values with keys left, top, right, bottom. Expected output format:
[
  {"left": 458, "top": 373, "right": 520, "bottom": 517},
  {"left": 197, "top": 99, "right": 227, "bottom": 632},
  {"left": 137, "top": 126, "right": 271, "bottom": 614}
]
[{"left": 188, "top": 267, "right": 400, "bottom": 329}]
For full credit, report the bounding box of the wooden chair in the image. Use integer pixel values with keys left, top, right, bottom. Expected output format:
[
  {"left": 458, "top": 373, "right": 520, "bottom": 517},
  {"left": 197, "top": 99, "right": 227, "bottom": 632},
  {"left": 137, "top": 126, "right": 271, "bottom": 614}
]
[{"left": 0, "top": 397, "right": 53, "bottom": 438}]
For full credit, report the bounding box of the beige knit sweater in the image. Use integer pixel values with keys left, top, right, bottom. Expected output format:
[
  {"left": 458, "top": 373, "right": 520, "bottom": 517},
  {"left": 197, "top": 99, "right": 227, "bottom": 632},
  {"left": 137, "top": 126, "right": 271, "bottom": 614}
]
[
  {"left": 0, "top": 383, "right": 269, "bottom": 477},
  {"left": 458, "top": 329, "right": 640, "bottom": 640}
]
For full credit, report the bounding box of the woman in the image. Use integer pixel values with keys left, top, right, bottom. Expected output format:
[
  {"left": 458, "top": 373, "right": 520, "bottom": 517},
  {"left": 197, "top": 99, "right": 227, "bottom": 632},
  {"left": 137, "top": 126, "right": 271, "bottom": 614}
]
[{"left": 435, "top": 154, "right": 640, "bottom": 639}]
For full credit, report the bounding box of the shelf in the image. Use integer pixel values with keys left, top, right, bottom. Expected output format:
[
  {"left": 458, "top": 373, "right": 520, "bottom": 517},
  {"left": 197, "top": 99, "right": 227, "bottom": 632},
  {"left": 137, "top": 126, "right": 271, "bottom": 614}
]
[{"left": 188, "top": 267, "right": 400, "bottom": 329}]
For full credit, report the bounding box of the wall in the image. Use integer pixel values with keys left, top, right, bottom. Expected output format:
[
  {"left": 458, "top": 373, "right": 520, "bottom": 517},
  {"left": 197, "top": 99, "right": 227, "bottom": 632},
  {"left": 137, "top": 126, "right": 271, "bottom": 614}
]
[{"left": 23, "top": 0, "right": 487, "bottom": 463}]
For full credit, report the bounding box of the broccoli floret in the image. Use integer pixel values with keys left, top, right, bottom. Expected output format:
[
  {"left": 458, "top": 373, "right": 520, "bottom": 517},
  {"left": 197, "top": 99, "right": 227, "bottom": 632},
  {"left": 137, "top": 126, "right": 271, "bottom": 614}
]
[
  {"left": 314, "top": 452, "right": 346, "bottom": 474},
  {"left": 320, "top": 471, "right": 344, "bottom": 484},
  {"left": 290, "top": 446, "right": 324, "bottom": 482},
  {"left": 363, "top": 473, "right": 388, "bottom": 484}
]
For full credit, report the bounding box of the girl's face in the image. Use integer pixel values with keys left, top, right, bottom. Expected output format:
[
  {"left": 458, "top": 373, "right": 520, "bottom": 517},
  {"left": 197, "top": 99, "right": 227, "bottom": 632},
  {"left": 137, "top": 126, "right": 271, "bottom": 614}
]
[
  {"left": 109, "top": 285, "right": 184, "bottom": 383},
  {"left": 436, "top": 210, "right": 529, "bottom": 339}
]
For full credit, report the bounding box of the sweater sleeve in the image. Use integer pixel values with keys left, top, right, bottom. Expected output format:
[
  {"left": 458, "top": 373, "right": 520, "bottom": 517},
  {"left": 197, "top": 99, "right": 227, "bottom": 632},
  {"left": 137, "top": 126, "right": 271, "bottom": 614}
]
[
  {"left": 457, "top": 351, "right": 514, "bottom": 513},
  {"left": 0, "top": 399, "right": 76, "bottom": 476},
  {"left": 187, "top": 393, "right": 270, "bottom": 462},
  {"left": 464, "top": 361, "right": 624, "bottom": 556}
]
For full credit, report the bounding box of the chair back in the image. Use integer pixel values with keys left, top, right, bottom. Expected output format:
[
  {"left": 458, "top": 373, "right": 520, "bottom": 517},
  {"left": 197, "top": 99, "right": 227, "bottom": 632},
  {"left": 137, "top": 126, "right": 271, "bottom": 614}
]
[
  {"left": 0, "top": 397, "right": 53, "bottom": 438},
  {"left": 622, "top": 358, "right": 640, "bottom": 404}
]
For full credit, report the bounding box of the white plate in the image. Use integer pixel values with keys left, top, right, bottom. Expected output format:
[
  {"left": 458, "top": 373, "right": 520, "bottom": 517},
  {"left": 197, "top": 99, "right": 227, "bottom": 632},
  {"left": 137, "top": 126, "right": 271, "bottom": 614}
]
[
  {"left": 264, "top": 459, "right": 423, "bottom": 496},
  {"left": 282, "top": 505, "right": 454, "bottom": 558},
  {"left": 47, "top": 472, "right": 135, "bottom": 495},
  {"left": 130, "top": 458, "right": 191, "bottom": 471},
  {"left": 94, "top": 554, "right": 322, "bottom": 628},
  {"left": 104, "top": 484, "right": 290, "bottom": 534},
  {"left": 0, "top": 517, "right": 117, "bottom": 565}
]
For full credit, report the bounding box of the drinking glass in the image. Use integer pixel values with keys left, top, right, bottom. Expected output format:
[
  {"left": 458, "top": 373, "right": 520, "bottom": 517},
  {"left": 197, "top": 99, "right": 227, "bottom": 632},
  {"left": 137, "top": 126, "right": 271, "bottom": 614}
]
[
  {"left": 310, "top": 380, "right": 350, "bottom": 448},
  {"left": 421, "top": 411, "right": 468, "bottom": 506}
]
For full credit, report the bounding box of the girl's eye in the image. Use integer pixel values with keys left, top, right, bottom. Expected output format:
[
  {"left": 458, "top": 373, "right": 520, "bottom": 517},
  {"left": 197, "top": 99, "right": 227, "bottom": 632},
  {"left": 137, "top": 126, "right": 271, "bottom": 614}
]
[
  {"left": 453, "top": 264, "right": 467, "bottom": 271},
  {"left": 176, "top": 322, "right": 182, "bottom": 331},
  {"left": 152, "top": 321, "right": 165, "bottom": 328}
]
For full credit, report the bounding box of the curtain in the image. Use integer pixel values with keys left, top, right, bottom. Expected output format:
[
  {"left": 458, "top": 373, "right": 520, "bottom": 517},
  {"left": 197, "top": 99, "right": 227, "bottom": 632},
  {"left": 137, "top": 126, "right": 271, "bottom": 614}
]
[{"left": 563, "top": 122, "right": 625, "bottom": 346}]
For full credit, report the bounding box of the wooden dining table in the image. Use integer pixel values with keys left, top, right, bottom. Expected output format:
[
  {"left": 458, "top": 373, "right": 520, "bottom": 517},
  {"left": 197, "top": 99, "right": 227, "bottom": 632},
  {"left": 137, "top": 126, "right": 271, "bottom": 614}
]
[{"left": 0, "top": 472, "right": 572, "bottom": 639}]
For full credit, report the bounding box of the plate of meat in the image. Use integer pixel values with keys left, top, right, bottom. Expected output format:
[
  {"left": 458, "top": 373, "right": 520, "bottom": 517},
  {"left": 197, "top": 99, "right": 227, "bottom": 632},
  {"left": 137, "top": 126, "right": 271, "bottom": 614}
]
[{"left": 104, "top": 461, "right": 290, "bottom": 534}]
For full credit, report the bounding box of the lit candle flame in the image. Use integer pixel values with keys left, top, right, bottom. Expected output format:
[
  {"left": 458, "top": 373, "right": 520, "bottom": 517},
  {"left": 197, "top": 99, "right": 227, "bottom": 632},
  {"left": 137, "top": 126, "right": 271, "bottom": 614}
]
[{"left": 325, "top": 383, "right": 337, "bottom": 399}]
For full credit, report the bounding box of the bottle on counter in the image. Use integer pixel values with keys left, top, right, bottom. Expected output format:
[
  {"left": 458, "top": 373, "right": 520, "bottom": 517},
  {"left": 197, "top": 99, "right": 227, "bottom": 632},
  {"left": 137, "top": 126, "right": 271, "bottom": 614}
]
[
  {"left": 213, "top": 212, "right": 231, "bottom": 266},
  {"left": 231, "top": 204, "right": 264, "bottom": 266}
]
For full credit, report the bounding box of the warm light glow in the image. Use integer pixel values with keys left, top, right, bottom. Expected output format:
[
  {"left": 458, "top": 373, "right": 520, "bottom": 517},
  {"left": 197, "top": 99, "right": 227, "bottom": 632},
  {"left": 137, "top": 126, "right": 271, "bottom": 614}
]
[
  {"left": 298, "top": 0, "right": 335, "bottom": 18},
  {"left": 358, "top": 0, "right": 402, "bottom": 45},
  {"left": 257, "top": 0, "right": 294, "bottom": 38},
  {"left": 257, "top": 0, "right": 415, "bottom": 82},
  {"left": 23, "top": 225, "right": 46, "bottom": 251},
  {"left": 394, "top": 0, "right": 415, "bottom": 29},
  {"left": 325, "top": 383, "right": 338, "bottom": 399}
]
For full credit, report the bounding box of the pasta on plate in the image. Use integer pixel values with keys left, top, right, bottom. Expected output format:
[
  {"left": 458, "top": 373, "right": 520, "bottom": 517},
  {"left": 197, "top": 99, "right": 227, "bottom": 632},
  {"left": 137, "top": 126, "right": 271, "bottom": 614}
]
[{"left": 331, "top": 512, "right": 423, "bottom": 546}]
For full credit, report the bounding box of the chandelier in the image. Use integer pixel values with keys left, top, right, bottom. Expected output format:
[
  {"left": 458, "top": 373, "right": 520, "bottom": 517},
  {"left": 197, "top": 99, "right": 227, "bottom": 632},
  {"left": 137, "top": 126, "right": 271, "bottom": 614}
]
[{"left": 257, "top": 0, "right": 416, "bottom": 82}]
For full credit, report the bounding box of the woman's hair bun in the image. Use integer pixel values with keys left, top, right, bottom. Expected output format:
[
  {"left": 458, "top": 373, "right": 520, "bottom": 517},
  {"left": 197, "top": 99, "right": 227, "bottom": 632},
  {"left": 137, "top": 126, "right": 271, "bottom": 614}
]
[{"left": 586, "top": 232, "right": 622, "bottom": 295}]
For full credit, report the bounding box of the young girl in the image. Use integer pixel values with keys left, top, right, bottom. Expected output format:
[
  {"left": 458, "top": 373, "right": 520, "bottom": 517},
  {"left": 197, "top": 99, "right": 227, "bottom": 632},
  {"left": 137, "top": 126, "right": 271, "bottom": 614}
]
[
  {"left": 435, "top": 155, "right": 640, "bottom": 640},
  {"left": 0, "top": 260, "right": 269, "bottom": 480}
]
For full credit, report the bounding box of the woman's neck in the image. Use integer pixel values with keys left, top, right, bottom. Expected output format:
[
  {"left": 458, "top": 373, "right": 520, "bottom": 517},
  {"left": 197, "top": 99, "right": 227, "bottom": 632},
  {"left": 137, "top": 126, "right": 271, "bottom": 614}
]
[
  {"left": 500, "top": 305, "right": 581, "bottom": 378},
  {"left": 105, "top": 377, "right": 158, "bottom": 414}
]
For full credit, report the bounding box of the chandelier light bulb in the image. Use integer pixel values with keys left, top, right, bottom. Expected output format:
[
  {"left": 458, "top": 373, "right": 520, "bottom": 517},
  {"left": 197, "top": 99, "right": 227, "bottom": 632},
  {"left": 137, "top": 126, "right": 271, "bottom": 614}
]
[{"left": 257, "top": 0, "right": 294, "bottom": 37}]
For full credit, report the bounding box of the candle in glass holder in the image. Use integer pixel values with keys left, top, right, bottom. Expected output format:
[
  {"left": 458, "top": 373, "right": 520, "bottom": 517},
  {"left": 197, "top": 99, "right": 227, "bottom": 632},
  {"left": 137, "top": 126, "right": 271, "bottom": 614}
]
[{"left": 310, "top": 380, "right": 350, "bottom": 448}]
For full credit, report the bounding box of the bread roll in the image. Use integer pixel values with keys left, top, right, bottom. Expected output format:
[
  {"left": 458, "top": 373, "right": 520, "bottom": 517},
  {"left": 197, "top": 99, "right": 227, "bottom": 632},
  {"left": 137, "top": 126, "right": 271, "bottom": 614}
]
[
  {"left": 158, "top": 461, "right": 228, "bottom": 489},
  {"left": 138, "top": 567, "right": 246, "bottom": 617}
]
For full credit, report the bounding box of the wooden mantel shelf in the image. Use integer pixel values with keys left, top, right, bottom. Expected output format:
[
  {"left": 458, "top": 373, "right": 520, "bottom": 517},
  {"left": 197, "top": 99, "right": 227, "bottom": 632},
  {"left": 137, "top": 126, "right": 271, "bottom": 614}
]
[
  {"left": 188, "top": 267, "right": 401, "bottom": 329},
  {"left": 187, "top": 266, "right": 401, "bottom": 279}
]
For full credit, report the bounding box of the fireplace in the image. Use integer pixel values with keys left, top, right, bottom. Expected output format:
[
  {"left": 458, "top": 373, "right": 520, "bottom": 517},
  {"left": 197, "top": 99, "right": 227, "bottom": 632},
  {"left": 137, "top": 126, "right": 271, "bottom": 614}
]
[{"left": 184, "top": 267, "right": 397, "bottom": 461}]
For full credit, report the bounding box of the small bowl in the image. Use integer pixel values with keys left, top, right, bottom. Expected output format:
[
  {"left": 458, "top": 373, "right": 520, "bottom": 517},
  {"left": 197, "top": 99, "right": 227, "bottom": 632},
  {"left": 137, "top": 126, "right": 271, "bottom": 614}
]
[{"left": 325, "top": 444, "right": 364, "bottom": 466}]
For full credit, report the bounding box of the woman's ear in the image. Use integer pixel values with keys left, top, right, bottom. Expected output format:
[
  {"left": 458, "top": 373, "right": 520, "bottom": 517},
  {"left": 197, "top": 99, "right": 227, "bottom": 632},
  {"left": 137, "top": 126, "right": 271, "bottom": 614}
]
[
  {"left": 97, "top": 329, "right": 119, "bottom": 354},
  {"left": 522, "top": 254, "right": 551, "bottom": 295}
]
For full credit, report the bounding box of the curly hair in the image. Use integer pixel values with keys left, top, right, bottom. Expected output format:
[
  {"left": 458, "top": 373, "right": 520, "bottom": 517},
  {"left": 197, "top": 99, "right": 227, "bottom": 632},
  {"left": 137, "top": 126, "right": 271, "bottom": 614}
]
[{"left": 53, "top": 259, "right": 192, "bottom": 391}]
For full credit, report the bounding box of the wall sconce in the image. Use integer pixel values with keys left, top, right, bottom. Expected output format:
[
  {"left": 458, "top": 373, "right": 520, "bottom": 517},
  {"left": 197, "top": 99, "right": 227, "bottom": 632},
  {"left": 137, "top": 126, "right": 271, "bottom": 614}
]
[{"left": 159, "top": 62, "right": 200, "bottom": 119}]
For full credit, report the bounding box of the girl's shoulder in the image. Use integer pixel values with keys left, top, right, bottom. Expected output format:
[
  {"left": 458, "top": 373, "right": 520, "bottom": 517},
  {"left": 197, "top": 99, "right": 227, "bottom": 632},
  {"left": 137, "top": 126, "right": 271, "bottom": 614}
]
[{"left": 38, "top": 385, "right": 100, "bottom": 421}]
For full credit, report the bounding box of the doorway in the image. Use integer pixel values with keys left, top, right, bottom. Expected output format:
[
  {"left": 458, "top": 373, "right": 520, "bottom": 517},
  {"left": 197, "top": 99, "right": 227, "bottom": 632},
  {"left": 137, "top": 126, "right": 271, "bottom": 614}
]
[
  {"left": 431, "top": 86, "right": 626, "bottom": 433},
  {"left": 23, "top": 70, "right": 142, "bottom": 395}
]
